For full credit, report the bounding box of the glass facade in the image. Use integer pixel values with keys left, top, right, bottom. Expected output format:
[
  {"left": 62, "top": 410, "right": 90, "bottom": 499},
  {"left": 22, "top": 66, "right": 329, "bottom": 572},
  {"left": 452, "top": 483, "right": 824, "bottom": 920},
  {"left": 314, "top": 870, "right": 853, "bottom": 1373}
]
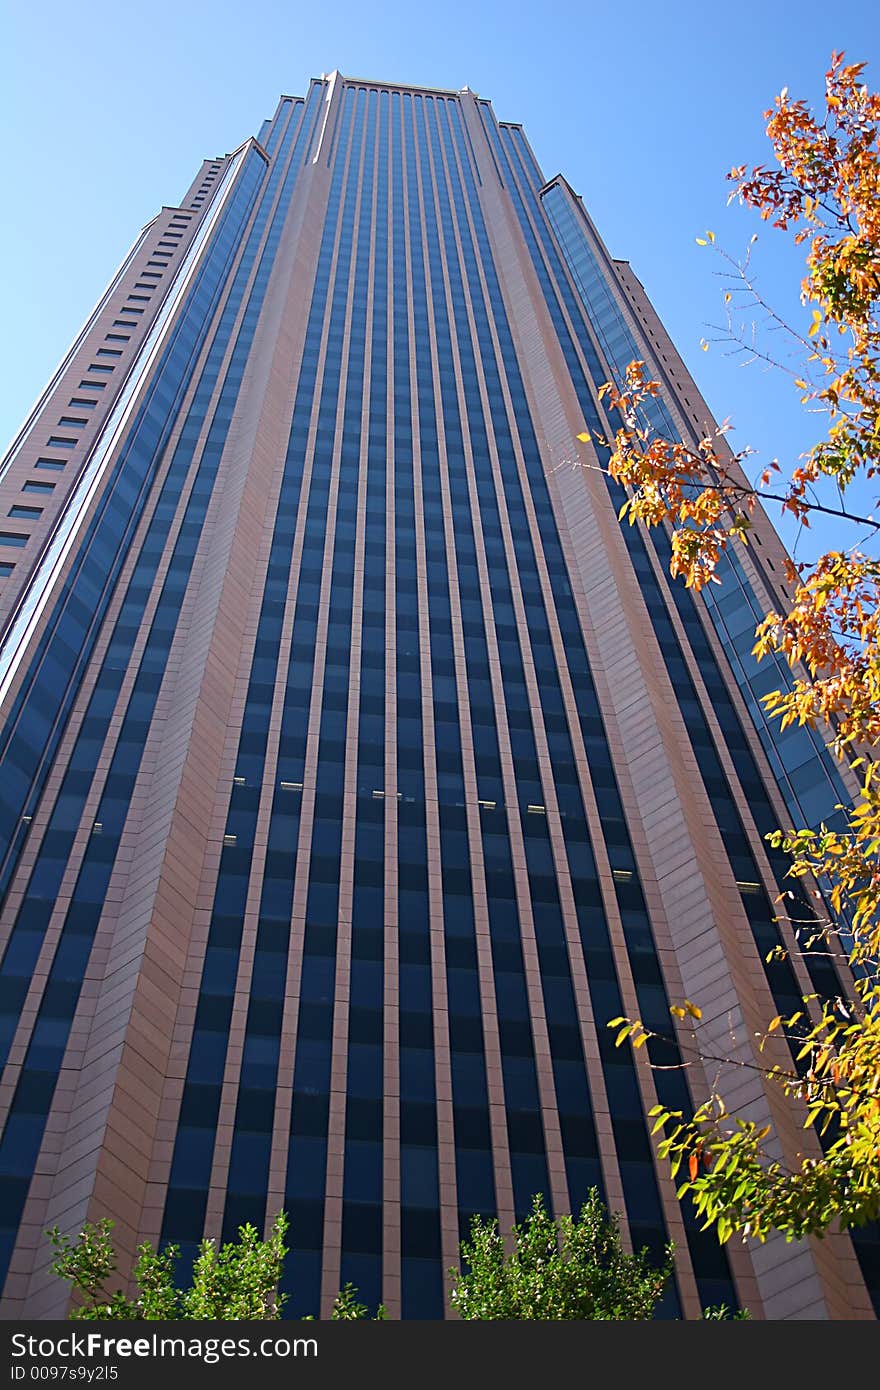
[{"left": 0, "top": 76, "right": 873, "bottom": 1320}]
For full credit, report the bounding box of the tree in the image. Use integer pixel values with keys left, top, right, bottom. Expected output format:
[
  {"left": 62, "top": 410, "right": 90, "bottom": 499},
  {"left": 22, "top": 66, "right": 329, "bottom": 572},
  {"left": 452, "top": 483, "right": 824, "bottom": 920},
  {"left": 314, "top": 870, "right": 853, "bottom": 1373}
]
[
  {"left": 49, "top": 1212, "right": 388, "bottom": 1320},
  {"left": 50, "top": 1213, "right": 289, "bottom": 1319},
  {"left": 328, "top": 1282, "right": 388, "bottom": 1320},
  {"left": 588, "top": 54, "right": 880, "bottom": 1245},
  {"left": 448, "top": 1190, "right": 673, "bottom": 1319}
]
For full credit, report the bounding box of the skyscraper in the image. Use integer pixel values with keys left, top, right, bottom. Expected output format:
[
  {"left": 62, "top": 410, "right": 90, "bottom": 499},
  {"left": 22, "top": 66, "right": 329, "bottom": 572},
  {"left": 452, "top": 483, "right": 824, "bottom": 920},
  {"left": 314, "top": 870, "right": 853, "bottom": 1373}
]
[{"left": 0, "top": 74, "right": 874, "bottom": 1320}]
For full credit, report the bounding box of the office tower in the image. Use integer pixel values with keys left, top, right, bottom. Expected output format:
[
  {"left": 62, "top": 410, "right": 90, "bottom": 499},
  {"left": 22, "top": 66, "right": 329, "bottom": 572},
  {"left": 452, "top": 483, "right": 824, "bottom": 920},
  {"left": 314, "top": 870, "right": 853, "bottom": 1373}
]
[{"left": 0, "top": 74, "right": 874, "bottom": 1320}]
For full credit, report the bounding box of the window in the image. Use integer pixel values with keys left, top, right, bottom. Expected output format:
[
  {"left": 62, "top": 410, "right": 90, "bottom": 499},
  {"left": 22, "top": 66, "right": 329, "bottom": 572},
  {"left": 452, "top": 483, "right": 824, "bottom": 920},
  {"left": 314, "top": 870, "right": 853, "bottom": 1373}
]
[
  {"left": 134, "top": 283, "right": 154, "bottom": 291},
  {"left": 79, "top": 380, "right": 105, "bottom": 390},
  {"left": 23, "top": 480, "right": 55, "bottom": 494},
  {"left": 127, "top": 294, "right": 150, "bottom": 303},
  {"left": 113, "top": 320, "right": 137, "bottom": 329},
  {"left": 0, "top": 561, "right": 14, "bottom": 578},
  {"left": 46, "top": 436, "right": 77, "bottom": 448},
  {"left": 86, "top": 364, "right": 114, "bottom": 373},
  {"left": 58, "top": 416, "right": 87, "bottom": 427},
  {"left": 35, "top": 459, "right": 65, "bottom": 472},
  {"left": 0, "top": 532, "right": 29, "bottom": 548},
  {"left": 121, "top": 305, "right": 144, "bottom": 314},
  {"left": 96, "top": 348, "right": 122, "bottom": 358},
  {"left": 68, "top": 398, "right": 96, "bottom": 408},
  {"left": 9, "top": 506, "right": 42, "bottom": 520},
  {"left": 105, "top": 334, "right": 129, "bottom": 343}
]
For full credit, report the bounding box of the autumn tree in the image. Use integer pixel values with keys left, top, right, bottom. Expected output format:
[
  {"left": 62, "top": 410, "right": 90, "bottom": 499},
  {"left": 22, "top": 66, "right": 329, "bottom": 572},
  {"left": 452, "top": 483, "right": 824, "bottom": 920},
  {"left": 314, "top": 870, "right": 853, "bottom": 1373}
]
[{"left": 587, "top": 54, "right": 880, "bottom": 1245}]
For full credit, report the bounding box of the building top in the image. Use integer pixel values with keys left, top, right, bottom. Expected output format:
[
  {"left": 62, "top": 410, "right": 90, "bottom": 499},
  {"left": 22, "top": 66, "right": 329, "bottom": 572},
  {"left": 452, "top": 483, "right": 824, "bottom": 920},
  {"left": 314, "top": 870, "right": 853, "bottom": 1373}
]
[{"left": 323, "top": 70, "right": 467, "bottom": 97}]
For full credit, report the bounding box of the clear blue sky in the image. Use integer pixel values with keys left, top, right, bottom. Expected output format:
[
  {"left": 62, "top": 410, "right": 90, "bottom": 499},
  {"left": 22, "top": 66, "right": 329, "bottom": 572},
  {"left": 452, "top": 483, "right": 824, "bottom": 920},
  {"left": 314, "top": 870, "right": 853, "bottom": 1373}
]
[{"left": 3, "top": 0, "right": 878, "bottom": 555}]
